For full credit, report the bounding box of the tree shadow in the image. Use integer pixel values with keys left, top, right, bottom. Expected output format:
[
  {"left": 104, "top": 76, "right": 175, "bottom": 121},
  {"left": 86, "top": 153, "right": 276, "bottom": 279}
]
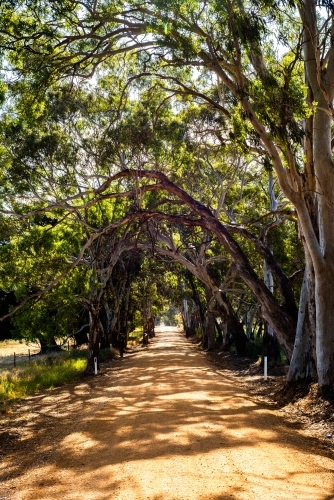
[{"left": 1, "top": 328, "right": 333, "bottom": 499}]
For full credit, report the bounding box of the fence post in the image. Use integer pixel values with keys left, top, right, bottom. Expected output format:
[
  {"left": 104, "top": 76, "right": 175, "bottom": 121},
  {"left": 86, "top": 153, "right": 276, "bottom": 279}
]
[
  {"left": 68, "top": 341, "right": 70, "bottom": 351},
  {"left": 13, "top": 352, "right": 16, "bottom": 368},
  {"left": 28, "top": 349, "right": 31, "bottom": 362}
]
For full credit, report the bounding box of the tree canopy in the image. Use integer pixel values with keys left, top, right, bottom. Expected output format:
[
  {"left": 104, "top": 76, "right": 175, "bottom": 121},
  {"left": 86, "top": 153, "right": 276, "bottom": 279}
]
[{"left": 0, "top": 0, "right": 333, "bottom": 390}]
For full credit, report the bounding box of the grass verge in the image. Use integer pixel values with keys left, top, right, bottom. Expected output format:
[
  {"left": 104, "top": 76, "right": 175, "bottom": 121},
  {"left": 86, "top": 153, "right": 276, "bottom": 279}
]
[{"left": 0, "top": 352, "right": 87, "bottom": 403}]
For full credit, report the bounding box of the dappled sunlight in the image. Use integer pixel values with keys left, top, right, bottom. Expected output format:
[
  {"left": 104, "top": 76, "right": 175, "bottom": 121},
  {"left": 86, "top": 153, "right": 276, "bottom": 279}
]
[
  {"left": 61, "top": 432, "right": 101, "bottom": 452},
  {"left": 2, "top": 327, "right": 334, "bottom": 499}
]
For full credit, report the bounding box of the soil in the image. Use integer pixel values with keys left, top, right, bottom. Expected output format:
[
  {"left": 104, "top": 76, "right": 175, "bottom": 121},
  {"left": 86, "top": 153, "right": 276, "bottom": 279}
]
[
  {"left": 1, "top": 327, "right": 334, "bottom": 500},
  {"left": 205, "top": 347, "right": 334, "bottom": 452}
]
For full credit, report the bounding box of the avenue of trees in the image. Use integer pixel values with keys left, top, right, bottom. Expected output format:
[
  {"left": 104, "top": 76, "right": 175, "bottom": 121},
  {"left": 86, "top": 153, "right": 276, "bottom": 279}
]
[{"left": 0, "top": 0, "right": 333, "bottom": 390}]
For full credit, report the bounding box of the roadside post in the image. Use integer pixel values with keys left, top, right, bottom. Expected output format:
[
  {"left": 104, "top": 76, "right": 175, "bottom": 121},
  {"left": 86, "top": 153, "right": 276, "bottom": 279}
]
[{"left": 264, "top": 356, "right": 268, "bottom": 381}]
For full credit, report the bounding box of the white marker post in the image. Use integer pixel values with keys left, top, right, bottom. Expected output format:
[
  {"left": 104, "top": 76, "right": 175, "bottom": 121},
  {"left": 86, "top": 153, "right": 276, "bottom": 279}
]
[
  {"left": 264, "top": 356, "right": 268, "bottom": 381},
  {"left": 94, "top": 357, "right": 98, "bottom": 375}
]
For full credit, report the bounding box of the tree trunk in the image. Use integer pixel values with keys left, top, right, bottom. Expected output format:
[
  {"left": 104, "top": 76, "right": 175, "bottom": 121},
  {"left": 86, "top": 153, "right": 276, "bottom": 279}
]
[
  {"left": 181, "top": 313, "right": 191, "bottom": 337},
  {"left": 299, "top": 1, "right": 334, "bottom": 389},
  {"left": 205, "top": 311, "right": 216, "bottom": 350},
  {"left": 215, "top": 290, "right": 247, "bottom": 356},
  {"left": 312, "top": 99, "right": 334, "bottom": 388},
  {"left": 220, "top": 317, "right": 231, "bottom": 351},
  {"left": 204, "top": 286, "right": 216, "bottom": 349},
  {"left": 315, "top": 269, "right": 334, "bottom": 388},
  {"left": 188, "top": 271, "right": 206, "bottom": 334},
  {"left": 123, "top": 285, "right": 131, "bottom": 343},
  {"left": 262, "top": 323, "right": 281, "bottom": 363},
  {"left": 100, "top": 306, "right": 111, "bottom": 349},
  {"left": 105, "top": 300, "right": 118, "bottom": 345},
  {"left": 182, "top": 300, "right": 193, "bottom": 337},
  {"left": 287, "top": 253, "right": 317, "bottom": 382},
  {"left": 86, "top": 308, "right": 101, "bottom": 373},
  {"left": 99, "top": 334, "right": 110, "bottom": 350},
  {"left": 39, "top": 336, "right": 60, "bottom": 354},
  {"left": 309, "top": 113, "right": 334, "bottom": 388},
  {"left": 263, "top": 248, "right": 280, "bottom": 362},
  {"left": 244, "top": 306, "right": 257, "bottom": 339},
  {"left": 226, "top": 313, "right": 247, "bottom": 356},
  {"left": 189, "top": 308, "right": 201, "bottom": 336}
]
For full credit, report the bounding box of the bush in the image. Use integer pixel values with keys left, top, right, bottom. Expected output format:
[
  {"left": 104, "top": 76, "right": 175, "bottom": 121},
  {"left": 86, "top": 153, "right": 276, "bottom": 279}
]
[
  {"left": 245, "top": 336, "right": 263, "bottom": 358},
  {"left": 100, "top": 347, "right": 118, "bottom": 362},
  {"left": 128, "top": 328, "right": 143, "bottom": 344}
]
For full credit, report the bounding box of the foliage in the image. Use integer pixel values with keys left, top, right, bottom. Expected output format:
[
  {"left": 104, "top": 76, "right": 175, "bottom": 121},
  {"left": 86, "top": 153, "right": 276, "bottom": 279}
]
[
  {"left": 1, "top": 0, "right": 333, "bottom": 387},
  {"left": 159, "top": 305, "right": 181, "bottom": 326}
]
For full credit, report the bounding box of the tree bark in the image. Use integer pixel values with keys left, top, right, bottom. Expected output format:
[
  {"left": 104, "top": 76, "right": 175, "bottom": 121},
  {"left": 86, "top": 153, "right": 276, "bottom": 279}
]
[
  {"left": 214, "top": 290, "right": 247, "bottom": 356},
  {"left": 315, "top": 264, "right": 334, "bottom": 388},
  {"left": 287, "top": 252, "right": 317, "bottom": 382},
  {"left": 262, "top": 323, "right": 281, "bottom": 363},
  {"left": 226, "top": 309, "right": 247, "bottom": 356},
  {"left": 187, "top": 272, "right": 206, "bottom": 335},
  {"left": 204, "top": 286, "right": 216, "bottom": 350},
  {"left": 86, "top": 308, "right": 102, "bottom": 373},
  {"left": 298, "top": 0, "right": 334, "bottom": 389}
]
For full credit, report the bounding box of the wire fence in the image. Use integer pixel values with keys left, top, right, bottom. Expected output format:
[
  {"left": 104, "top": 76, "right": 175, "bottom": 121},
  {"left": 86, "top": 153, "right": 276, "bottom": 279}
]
[{"left": 0, "top": 341, "right": 74, "bottom": 369}]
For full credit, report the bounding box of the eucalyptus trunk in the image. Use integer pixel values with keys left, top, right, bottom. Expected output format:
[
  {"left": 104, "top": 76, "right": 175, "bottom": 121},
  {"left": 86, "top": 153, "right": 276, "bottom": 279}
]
[
  {"left": 287, "top": 250, "right": 317, "bottom": 382},
  {"left": 86, "top": 307, "right": 102, "bottom": 373},
  {"left": 297, "top": 0, "right": 334, "bottom": 389},
  {"left": 313, "top": 192, "right": 334, "bottom": 388},
  {"left": 205, "top": 311, "right": 216, "bottom": 350},
  {"left": 214, "top": 289, "right": 247, "bottom": 356},
  {"left": 204, "top": 286, "right": 216, "bottom": 350}
]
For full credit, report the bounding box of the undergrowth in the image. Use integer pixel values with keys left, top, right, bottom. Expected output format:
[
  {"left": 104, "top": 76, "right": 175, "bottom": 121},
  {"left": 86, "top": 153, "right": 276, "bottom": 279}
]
[{"left": 128, "top": 328, "right": 143, "bottom": 345}]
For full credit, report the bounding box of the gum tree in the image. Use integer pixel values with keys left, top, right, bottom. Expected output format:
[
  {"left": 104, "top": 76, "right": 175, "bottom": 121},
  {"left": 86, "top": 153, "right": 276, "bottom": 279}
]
[
  {"left": 24, "top": 0, "right": 329, "bottom": 389},
  {"left": 2, "top": 1, "right": 334, "bottom": 387}
]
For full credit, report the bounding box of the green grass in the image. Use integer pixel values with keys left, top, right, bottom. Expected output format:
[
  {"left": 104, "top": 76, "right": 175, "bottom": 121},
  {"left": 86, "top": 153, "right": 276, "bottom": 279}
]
[
  {"left": 128, "top": 328, "right": 143, "bottom": 342},
  {"left": 0, "top": 352, "right": 87, "bottom": 403},
  {"left": 0, "top": 345, "right": 119, "bottom": 405}
]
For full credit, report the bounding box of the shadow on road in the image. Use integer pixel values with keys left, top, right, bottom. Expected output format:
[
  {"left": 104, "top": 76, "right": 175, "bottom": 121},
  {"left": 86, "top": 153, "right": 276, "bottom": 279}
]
[{"left": 1, "top": 327, "right": 333, "bottom": 500}]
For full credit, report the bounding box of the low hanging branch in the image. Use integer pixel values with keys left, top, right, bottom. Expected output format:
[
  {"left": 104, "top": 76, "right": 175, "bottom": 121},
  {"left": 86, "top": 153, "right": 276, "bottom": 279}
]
[
  {"left": 1, "top": 167, "right": 297, "bottom": 358},
  {"left": 101, "top": 168, "right": 297, "bottom": 358},
  {"left": 0, "top": 210, "right": 151, "bottom": 322}
]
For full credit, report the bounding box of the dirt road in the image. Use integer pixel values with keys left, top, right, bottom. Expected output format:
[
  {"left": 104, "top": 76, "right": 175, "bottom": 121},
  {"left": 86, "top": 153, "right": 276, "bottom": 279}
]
[{"left": 1, "top": 327, "right": 334, "bottom": 500}]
